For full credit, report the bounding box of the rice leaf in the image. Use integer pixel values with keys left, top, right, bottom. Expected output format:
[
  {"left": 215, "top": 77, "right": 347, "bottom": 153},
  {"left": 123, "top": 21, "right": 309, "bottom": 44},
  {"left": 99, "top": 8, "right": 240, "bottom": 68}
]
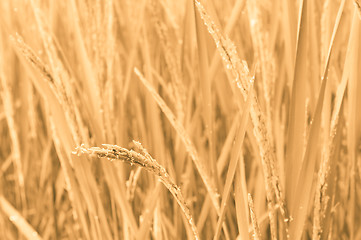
[
  {"left": 0, "top": 196, "right": 42, "bottom": 240},
  {"left": 213, "top": 82, "right": 253, "bottom": 240},
  {"left": 285, "top": 0, "right": 308, "bottom": 208},
  {"left": 289, "top": 1, "right": 345, "bottom": 239}
]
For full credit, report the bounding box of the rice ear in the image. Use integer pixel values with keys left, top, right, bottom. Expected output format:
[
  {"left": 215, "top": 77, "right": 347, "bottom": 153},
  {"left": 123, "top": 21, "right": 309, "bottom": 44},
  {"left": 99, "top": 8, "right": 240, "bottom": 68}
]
[
  {"left": 75, "top": 142, "right": 200, "bottom": 240},
  {"left": 194, "top": 1, "right": 289, "bottom": 238}
]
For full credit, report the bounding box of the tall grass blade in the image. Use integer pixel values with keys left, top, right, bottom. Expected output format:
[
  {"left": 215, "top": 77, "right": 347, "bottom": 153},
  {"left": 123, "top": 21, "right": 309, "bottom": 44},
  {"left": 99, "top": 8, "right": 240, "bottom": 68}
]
[
  {"left": 285, "top": 0, "right": 309, "bottom": 208},
  {"left": 289, "top": 1, "right": 345, "bottom": 239},
  {"left": 213, "top": 82, "right": 253, "bottom": 240},
  {"left": 312, "top": 1, "right": 347, "bottom": 239}
]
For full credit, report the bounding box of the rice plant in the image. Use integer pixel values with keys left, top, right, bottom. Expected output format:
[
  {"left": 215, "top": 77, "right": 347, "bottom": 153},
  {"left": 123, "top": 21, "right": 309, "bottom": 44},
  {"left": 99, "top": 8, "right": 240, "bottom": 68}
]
[{"left": 0, "top": 0, "right": 360, "bottom": 239}]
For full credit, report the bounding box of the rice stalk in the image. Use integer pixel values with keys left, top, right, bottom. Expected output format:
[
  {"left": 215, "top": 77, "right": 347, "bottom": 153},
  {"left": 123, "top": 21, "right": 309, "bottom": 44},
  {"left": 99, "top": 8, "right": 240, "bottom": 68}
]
[
  {"left": 119, "top": 0, "right": 148, "bottom": 102},
  {"left": 285, "top": 0, "right": 308, "bottom": 211},
  {"left": 321, "top": 0, "right": 331, "bottom": 68},
  {"left": 0, "top": 72, "right": 25, "bottom": 207},
  {"left": 74, "top": 141, "right": 200, "bottom": 240},
  {"left": 234, "top": 156, "right": 250, "bottom": 240},
  {"left": 0, "top": 195, "right": 42, "bottom": 240},
  {"left": 193, "top": 0, "right": 218, "bottom": 191},
  {"left": 151, "top": 0, "right": 185, "bottom": 122},
  {"left": 247, "top": 0, "right": 275, "bottom": 142},
  {"left": 136, "top": 183, "right": 162, "bottom": 240},
  {"left": 68, "top": 0, "right": 105, "bottom": 140},
  {"left": 248, "top": 194, "right": 261, "bottom": 240},
  {"left": 279, "top": 0, "right": 297, "bottom": 86},
  {"left": 28, "top": 0, "right": 88, "bottom": 146},
  {"left": 354, "top": 0, "right": 361, "bottom": 19},
  {"left": 126, "top": 168, "right": 142, "bottom": 201},
  {"left": 49, "top": 115, "right": 91, "bottom": 240},
  {"left": 344, "top": 9, "right": 361, "bottom": 240}
]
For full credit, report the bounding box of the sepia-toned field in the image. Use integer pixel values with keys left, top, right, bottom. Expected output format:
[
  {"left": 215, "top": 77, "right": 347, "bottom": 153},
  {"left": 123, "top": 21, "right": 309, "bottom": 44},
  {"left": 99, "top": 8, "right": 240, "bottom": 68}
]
[{"left": 0, "top": 0, "right": 360, "bottom": 239}]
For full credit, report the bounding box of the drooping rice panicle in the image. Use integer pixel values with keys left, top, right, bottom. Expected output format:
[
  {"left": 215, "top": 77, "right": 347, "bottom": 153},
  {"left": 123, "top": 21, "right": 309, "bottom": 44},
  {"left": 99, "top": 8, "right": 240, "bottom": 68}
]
[
  {"left": 194, "top": 1, "right": 289, "bottom": 237},
  {"left": 74, "top": 142, "right": 200, "bottom": 240}
]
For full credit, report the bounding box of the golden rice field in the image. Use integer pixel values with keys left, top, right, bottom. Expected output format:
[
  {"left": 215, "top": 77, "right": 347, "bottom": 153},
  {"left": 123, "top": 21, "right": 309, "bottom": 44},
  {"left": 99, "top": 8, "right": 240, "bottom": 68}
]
[{"left": 0, "top": 0, "right": 360, "bottom": 239}]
